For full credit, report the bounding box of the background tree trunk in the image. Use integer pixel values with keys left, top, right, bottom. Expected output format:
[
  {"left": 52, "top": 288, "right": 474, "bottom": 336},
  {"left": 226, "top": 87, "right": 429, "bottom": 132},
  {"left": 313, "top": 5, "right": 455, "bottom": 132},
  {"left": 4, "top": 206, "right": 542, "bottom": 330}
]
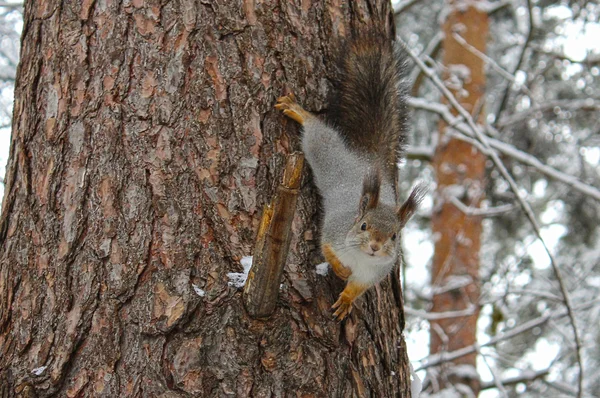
[
  {"left": 428, "top": 2, "right": 488, "bottom": 395},
  {"left": 0, "top": 1, "right": 412, "bottom": 396}
]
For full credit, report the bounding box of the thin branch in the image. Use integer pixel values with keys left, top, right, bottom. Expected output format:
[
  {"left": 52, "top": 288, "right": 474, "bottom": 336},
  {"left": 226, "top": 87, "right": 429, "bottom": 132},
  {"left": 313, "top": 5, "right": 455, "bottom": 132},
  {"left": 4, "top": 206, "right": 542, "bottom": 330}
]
[
  {"left": 405, "top": 305, "right": 477, "bottom": 321},
  {"left": 408, "top": 97, "right": 600, "bottom": 202},
  {"left": 406, "top": 145, "right": 434, "bottom": 161},
  {"left": 494, "top": 0, "right": 534, "bottom": 124},
  {"left": 448, "top": 196, "right": 516, "bottom": 217},
  {"left": 451, "top": 31, "right": 537, "bottom": 112},
  {"left": 452, "top": 32, "right": 526, "bottom": 86},
  {"left": 410, "top": 31, "right": 444, "bottom": 96},
  {"left": 479, "top": 349, "right": 508, "bottom": 397},
  {"left": 480, "top": 369, "right": 550, "bottom": 390},
  {"left": 530, "top": 46, "right": 600, "bottom": 66},
  {"left": 402, "top": 38, "right": 584, "bottom": 397},
  {"left": 498, "top": 98, "right": 600, "bottom": 128},
  {"left": 415, "top": 299, "right": 600, "bottom": 371},
  {"left": 485, "top": 0, "right": 511, "bottom": 16},
  {"left": 506, "top": 288, "right": 562, "bottom": 302}
]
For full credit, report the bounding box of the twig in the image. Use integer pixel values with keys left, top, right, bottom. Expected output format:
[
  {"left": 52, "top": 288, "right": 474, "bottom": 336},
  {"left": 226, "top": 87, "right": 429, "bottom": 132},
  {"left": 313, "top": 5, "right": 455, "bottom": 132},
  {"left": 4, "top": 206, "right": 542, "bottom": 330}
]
[
  {"left": 530, "top": 46, "right": 600, "bottom": 66},
  {"left": 406, "top": 145, "right": 434, "bottom": 161},
  {"left": 243, "top": 153, "right": 304, "bottom": 318},
  {"left": 541, "top": 380, "right": 579, "bottom": 396},
  {"left": 480, "top": 369, "right": 550, "bottom": 390},
  {"left": 479, "top": 349, "right": 508, "bottom": 397},
  {"left": 451, "top": 31, "right": 536, "bottom": 105},
  {"left": 498, "top": 98, "right": 600, "bottom": 128},
  {"left": 494, "top": 0, "right": 534, "bottom": 124},
  {"left": 405, "top": 305, "right": 477, "bottom": 320},
  {"left": 448, "top": 196, "right": 516, "bottom": 217},
  {"left": 485, "top": 0, "right": 511, "bottom": 16},
  {"left": 402, "top": 37, "right": 584, "bottom": 397},
  {"left": 410, "top": 31, "right": 443, "bottom": 96}
]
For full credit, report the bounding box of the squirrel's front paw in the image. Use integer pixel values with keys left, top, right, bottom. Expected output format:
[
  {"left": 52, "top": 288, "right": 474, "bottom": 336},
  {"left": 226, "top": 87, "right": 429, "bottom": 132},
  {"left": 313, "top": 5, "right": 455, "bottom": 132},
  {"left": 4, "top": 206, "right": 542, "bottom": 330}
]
[{"left": 275, "top": 93, "right": 312, "bottom": 125}]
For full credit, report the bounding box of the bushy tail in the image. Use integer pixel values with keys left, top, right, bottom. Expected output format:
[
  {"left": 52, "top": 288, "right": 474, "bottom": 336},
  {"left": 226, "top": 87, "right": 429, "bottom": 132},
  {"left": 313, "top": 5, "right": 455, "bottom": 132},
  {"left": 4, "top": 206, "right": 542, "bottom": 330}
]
[{"left": 328, "top": 33, "right": 410, "bottom": 181}]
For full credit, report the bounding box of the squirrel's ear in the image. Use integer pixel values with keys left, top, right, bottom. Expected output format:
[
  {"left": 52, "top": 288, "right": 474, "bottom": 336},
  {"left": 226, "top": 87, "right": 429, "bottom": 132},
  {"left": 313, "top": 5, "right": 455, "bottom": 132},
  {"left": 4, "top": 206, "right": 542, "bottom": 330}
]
[
  {"left": 358, "top": 168, "right": 381, "bottom": 218},
  {"left": 397, "top": 183, "right": 427, "bottom": 226}
]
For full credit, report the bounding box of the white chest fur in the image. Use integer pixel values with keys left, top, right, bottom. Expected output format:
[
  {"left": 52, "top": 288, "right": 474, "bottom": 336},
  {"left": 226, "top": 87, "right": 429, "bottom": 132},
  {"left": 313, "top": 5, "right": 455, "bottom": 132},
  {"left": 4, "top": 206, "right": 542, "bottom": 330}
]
[{"left": 337, "top": 248, "right": 395, "bottom": 286}]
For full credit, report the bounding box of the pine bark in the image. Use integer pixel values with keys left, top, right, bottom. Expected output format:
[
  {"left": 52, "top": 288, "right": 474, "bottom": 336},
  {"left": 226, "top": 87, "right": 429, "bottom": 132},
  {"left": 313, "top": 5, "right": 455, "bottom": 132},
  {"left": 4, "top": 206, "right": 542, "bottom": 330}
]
[
  {"left": 429, "top": 2, "right": 488, "bottom": 395},
  {"left": 0, "top": 1, "right": 412, "bottom": 397}
]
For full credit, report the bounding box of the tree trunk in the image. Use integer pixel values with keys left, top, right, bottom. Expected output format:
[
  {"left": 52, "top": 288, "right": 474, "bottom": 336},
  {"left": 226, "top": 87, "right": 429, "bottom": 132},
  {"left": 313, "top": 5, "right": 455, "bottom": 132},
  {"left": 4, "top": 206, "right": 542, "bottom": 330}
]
[
  {"left": 428, "top": 2, "right": 488, "bottom": 395},
  {"left": 0, "top": 1, "right": 412, "bottom": 397}
]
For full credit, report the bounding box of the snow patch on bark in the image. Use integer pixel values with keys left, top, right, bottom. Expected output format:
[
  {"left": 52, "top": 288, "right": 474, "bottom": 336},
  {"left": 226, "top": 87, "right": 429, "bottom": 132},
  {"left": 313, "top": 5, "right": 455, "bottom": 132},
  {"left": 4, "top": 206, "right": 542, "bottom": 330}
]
[
  {"left": 315, "top": 262, "right": 329, "bottom": 276},
  {"left": 32, "top": 366, "right": 47, "bottom": 376},
  {"left": 227, "top": 256, "right": 253, "bottom": 288},
  {"left": 192, "top": 284, "right": 205, "bottom": 297}
]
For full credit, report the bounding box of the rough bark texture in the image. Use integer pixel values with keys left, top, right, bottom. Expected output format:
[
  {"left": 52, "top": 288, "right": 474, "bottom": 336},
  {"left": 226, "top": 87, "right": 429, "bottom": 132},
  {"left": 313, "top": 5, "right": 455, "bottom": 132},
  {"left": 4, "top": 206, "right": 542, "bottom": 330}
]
[
  {"left": 0, "top": 1, "right": 412, "bottom": 397},
  {"left": 429, "top": 2, "right": 488, "bottom": 395}
]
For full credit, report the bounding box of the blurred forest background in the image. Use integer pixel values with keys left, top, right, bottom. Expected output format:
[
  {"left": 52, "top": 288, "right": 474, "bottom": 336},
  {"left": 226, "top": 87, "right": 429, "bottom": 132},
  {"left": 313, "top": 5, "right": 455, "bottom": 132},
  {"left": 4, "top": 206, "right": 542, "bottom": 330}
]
[{"left": 0, "top": 0, "right": 598, "bottom": 397}]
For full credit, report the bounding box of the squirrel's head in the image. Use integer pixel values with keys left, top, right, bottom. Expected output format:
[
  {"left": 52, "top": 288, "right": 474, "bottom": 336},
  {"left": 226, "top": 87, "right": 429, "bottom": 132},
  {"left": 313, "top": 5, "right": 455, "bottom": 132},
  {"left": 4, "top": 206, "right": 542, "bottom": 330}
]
[{"left": 346, "top": 168, "right": 425, "bottom": 260}]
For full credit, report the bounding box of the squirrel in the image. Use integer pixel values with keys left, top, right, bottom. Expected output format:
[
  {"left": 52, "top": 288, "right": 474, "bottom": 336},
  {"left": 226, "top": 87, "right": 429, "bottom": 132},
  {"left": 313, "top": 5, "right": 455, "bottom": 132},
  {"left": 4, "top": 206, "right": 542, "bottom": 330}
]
[{"left": 275, "top": 34, "right": 425, "bottom": 320}]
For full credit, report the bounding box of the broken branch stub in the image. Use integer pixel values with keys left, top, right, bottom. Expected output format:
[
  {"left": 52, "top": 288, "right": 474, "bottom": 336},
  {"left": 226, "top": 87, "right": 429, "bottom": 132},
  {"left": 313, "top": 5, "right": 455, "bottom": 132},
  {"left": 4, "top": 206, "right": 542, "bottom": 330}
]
[{"left": 243, "top": 152, "right": 304, "bottom": 318}]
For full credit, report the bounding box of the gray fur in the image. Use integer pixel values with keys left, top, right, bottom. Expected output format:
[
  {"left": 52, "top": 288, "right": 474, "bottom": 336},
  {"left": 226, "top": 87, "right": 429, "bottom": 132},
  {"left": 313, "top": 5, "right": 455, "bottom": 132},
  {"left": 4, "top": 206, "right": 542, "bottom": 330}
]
[{"left": 302, "top": 118, "right": 395, "bottom": 236}]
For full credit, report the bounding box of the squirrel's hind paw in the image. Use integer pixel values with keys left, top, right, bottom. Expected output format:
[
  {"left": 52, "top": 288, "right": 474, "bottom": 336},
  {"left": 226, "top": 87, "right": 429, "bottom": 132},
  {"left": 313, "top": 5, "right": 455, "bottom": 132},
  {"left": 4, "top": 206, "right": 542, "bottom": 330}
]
[
  {"left": 275, "top": 93, "right": 312, "bottom": 125},
  {"left": 331, "top": 281, "right": 368, "bottom": 321}
]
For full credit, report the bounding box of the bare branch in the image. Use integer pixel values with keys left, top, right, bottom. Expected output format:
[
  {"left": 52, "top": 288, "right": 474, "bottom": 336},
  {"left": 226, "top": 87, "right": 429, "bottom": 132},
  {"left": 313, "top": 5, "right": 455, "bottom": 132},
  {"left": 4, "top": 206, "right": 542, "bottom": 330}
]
[
  {"left": 402, "top": 38, "right": 584, "bottom": 397},
  {"left": 479, "top": 349, "right": 508, "bottom": 397},
  {"left": 480, "top": 369, "right": 550, "bottom": 390},
  {"left": 542, "top": 379, "right": 578, "bottom": 396},
  {"left": 448, "top": 196, "right": 516, "bottom": 217},
  {"left": 498, "top": 98, "right": 600, "bottom": 128},
  {"left": 410, "top": 31, "right": 443, "bottom": 96},
  {"left": 406, "top": 145, "right": 434, "bottom": 161},
  {"left": 415, "top": 299, "right": 600, "bottom": 371},
  {"left": 408, "top": 97, "right": 600, "bottom": 202},
  {"left": 405, "top": 305, "right": 477, "bottom": 320},
  {"left": 531, "top": 46, "right": 600, "bottom": 66},
  {"left": 485, "top": 0, "right": 511, "bottom": 15},
  {"left": 494, "top": 0, "right": 534, "bottom": 123}
]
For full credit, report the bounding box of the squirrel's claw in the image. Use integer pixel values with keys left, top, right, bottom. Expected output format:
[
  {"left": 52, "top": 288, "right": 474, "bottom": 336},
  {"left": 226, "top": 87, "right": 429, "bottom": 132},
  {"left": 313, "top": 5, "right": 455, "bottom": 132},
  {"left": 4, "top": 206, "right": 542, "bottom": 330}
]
[
  {"left": 276, "top": 93, "right": 295, "bottom": 105},
  {"left": 275, "top": 93, "right": 311, "bottom": 125},
  {"left": 332, "top": 296, "right": 353, "bottom": 321},
  {"left": 331, "top": 281, "right": 366, "bottom": 321}
]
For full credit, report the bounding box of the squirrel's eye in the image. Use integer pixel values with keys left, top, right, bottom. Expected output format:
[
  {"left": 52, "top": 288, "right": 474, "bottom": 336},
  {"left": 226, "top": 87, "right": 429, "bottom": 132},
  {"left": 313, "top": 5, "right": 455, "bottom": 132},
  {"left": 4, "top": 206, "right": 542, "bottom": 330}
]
[
  {"left": 391, "top": 233, "right": 397, "bottom": 241},
  {"left": 360, "top": 222, "right": 367, "bottom": 231}
]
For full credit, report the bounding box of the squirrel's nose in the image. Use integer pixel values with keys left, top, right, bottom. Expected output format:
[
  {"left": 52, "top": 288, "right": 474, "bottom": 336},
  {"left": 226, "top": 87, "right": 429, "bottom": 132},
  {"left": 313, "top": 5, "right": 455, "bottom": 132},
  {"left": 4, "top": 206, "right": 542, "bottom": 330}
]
[{"left": 370, "top": 243, "right": 381, "bottom": 252}]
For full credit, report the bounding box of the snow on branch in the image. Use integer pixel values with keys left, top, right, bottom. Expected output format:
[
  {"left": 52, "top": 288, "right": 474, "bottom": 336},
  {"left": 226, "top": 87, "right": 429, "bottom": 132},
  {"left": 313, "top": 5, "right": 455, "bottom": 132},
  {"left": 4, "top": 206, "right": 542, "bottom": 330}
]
[
  {"left": 498, "top": 98, "right": 600, "bottom": 128},
  {"left": 480, "top": 369, "right": 549, "bottom": 391},
  {"left": 415, "top": 298, "right": 600, "bottom": 372},
  {"left": 405, "top": 305, "right": 477, "bottom": 320},
  {"left": 447, "top": 194, "right": 516, "bottom": 217},
  {"left": 401, "top": 38, "right": 585, "bottom": 396},
  {"left": 408, "top": 97, "right": 600, "bottom": 203}
]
